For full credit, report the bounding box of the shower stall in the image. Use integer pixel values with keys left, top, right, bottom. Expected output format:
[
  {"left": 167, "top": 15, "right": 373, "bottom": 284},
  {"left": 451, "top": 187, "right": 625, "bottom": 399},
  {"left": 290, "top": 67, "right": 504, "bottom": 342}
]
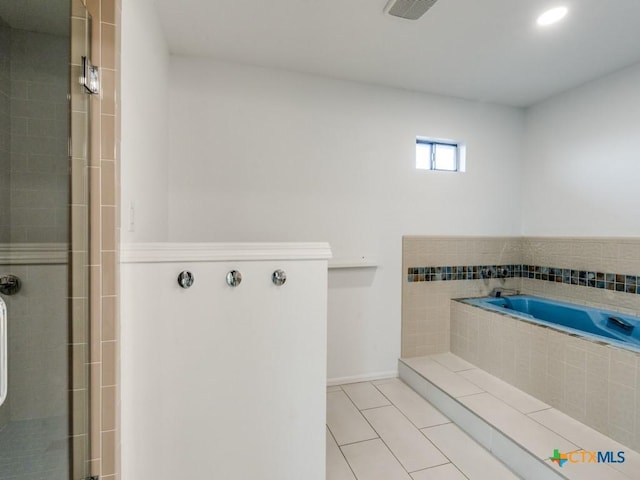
[{"left": 0, "top": 1, "right": 92, "bottom": 478}]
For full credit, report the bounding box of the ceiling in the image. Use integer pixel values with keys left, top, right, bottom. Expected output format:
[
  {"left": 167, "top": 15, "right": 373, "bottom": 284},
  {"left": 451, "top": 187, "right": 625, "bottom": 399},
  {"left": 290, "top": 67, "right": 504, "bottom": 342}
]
[{"left": 154, "top": 0, "right": 640, "bottom": 107}]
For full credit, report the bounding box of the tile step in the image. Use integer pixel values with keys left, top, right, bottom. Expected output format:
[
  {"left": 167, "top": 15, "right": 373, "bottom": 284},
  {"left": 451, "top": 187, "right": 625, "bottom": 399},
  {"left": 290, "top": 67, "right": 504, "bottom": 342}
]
[{"left": 399, "top": 355, "right": 639, "bottom": 480}]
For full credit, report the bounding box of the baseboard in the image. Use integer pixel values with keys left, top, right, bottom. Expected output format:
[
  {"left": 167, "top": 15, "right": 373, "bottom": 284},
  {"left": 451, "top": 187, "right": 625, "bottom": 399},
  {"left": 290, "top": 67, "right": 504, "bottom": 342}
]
[{"left": 327, "top": 370, "right": 398, "bottom": 387}]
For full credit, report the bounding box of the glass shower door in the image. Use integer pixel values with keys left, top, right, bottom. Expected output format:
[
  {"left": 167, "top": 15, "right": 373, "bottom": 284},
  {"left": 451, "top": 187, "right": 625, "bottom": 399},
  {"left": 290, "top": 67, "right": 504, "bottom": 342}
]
[{"left": 0, "top": 1, "right": 91, "bottom": 478}]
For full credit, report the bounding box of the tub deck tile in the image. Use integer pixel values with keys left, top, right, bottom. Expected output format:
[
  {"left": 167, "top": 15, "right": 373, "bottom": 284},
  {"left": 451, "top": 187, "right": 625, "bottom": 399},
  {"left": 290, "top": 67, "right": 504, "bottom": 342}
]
[
  {"left": 402, "top": 357, "right": 484, "bottom": 398},
  {"left": 402, "top": 353, "right": 640, "bottom": 480},
  {"left": 421, "top": 423, "right": 520, "bottom": 480},
  {"left": 458, "top": 392, "right": 577, "bottom": 459},
  {"left": 458, "top": 368, "right": 551, "bottom": 414},
  {"left": 529, "top": 408, "right": 640, "bottom": 479},
  {"left": 429, "top": 352, "right": 476, "bottom": 372}
]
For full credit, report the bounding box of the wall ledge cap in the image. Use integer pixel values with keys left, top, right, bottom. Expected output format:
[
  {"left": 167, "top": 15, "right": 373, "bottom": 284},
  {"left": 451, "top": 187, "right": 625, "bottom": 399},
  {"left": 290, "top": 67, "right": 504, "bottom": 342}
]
[{"left": 120, "top": 242, "right": 333, "bottom": 263}]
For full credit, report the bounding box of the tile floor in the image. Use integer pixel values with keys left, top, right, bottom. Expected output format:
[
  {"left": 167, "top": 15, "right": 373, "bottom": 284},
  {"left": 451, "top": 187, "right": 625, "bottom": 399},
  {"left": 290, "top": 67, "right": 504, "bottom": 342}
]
[
  {"left": 326, "top": 377, "right": 520, "bottom": 479},
  {"left": 401, "top": 352, "right": 640, "bottom": 480}
]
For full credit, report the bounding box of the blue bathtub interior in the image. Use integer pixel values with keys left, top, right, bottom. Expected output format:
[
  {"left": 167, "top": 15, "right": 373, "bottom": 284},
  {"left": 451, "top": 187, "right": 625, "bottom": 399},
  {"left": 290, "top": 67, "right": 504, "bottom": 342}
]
[{"left": 463, "top": 295, "right": 640, "bottom": 349}]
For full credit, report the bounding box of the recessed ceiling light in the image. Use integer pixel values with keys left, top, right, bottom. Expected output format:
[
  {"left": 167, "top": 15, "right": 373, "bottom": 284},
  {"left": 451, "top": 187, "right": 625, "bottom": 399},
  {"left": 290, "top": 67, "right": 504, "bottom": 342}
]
[{"left": 537, "top": 6, "right": 568, "bottom": 26}]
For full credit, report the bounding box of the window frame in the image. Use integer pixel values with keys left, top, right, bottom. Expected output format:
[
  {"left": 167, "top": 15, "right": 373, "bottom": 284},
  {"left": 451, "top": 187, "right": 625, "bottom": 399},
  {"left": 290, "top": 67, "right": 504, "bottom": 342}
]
[{"left": 415, "top": 138, "right": 465, "bottom": 172}]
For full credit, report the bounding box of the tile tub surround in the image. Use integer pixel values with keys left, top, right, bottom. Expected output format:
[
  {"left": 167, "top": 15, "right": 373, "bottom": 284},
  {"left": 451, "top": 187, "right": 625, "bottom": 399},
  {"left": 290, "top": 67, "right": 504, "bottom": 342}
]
[
  {"left": 402, "top": 236, "right": 523, "bottom": 357},
  {"left": 450, "top": 300, "right": 640, "bottom": 453},
  {"left": 408, "top": 264, "right": 640, "bottom": 295},
  {"left": 402, "top": 236, "right": 640, "bottom": 358}
]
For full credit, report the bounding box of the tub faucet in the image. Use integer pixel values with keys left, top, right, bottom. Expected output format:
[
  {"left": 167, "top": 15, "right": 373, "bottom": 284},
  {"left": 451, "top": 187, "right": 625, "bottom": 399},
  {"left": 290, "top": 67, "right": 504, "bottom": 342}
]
[{"left": 489, "top": 287, "right": 520, "bottom": 298}]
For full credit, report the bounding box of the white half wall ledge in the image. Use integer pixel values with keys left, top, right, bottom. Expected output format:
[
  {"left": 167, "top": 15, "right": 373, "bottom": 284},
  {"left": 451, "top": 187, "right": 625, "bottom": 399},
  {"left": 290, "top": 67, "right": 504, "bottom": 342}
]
[
  {"left": 120, "top": 242, "right": 332, "bottom": 263},
  {"left": 328, "top": 256, "right": 379, "bottom": 269}
]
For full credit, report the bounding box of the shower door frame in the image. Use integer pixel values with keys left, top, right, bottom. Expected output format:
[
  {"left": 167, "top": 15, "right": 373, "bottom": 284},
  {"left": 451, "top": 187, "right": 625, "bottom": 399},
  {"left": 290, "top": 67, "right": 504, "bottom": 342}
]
[{"left": 70, "top": 1, "right": 93, "bottom": 478}]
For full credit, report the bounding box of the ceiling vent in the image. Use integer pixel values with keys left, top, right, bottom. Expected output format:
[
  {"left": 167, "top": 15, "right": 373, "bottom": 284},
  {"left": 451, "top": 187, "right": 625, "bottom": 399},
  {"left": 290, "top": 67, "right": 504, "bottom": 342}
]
[{"left": 384, "top": 0, "right": 438, "bottom": 20}]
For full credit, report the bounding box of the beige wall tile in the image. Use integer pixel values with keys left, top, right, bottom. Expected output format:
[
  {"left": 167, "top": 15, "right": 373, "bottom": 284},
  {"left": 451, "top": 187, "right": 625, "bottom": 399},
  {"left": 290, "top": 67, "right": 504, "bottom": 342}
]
[
  {"left": 71, "top": 344, "right": 87, "bottom": 391},
  {"left": 72, "top": 389, "right": 88, "bottom": 436},
  {"left": 101, "top": 0, "right": 116, "bottom": 24},
  {"left": 71, "top": 251, "right": 88, "bottom": 299},
  {"left": 71, "top": 158, "right": 87, "bottom": 206},
  {"left": 102, "top": 251, "right": 116, "bottom": 295},
  {"left": 71, "top": 111, "right": 88, "bottom": 158},
  {"left": 71, "top": 434, "right": 89, "bottom": 479},
  {"left": 71, "top": 205, "right": 87, "bottom": 251},
  {"left": 101, "top": 160, "right": 116, "bottom": 205},
  {"left": 101, "top": 114, "right": 115, "bottom": 160},
  {"left": 89, "top": 165, "right": 101, "bottom": 262},
  {"left": 72, "top": 0, "right": 86, "bottom": 17},
  {"left": 102, "top": 386, "right": 116, "bottom": 431},
  {"left": 102, "top": 295, "right": 117, "bottom": 342},
  {"left": 101, "top": 24, "right": 115, "bottom": 69},
  {"left": 90, "top": 265, "right": 102, "bottom": 363},
  {"left": 101, "top": 206, "right": 116, "bottom": 251},
  {"left": 102, "top": 341, "right": 117, "bottom": 387},
  {"left": 71, "top": 297, "right": 88, "bottom": 344},
  {"left": 90, "top": 362, "right": 101, "bottom": 458},
  {"left": 101, "top": 69, "right": 116, "bottom": 115}
]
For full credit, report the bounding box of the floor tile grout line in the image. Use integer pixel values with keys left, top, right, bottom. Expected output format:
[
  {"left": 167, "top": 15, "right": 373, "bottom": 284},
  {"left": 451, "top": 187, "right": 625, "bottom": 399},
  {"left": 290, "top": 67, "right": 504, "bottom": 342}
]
[
  {"left": 336, "top": 437, "right": 380, "bottom": 448},
  {"left": 463, "top": 388, "right": 586, "bottom": 458},
  {"left": 327, "top": 387, "right": 380, "bottom": 446},
  {"left": 455, "top": 391, "right": 487, "bottom": 399},
  {"left": 361, "top": 427, "right": 415, "bottom": 478},
  {"left": 454, "top": 367, "right": 554, "bottom": 414},
  {"left": 408, "top": 368, "right": 560, "bottom": 476},
  {"left": 416, "top": 424, "right": 471, "bottom": 474},
  {"left": 419, "top": 423, "right": 527, "bottom": 480},
  {"left": 326, "top": 424, "right": 359, "bottom": 480},
  {"left": 359, "top": 404, "right": 392, "bottom": 412},
  {"left": 430, "top": 355, "right": 478, "bottom": 374},
  {"left": 345, "top": 383, "right": 421, "bottom": 478},
  {"left": 374, "top": 379, "right": 454, "bottom": 432},
  {"left": 409, "top": 463, "right": 472, "bottom": 480},
  {"left": 524, "top": 409, "right": 597, "bottom": 454},
  {"left": 342, "top": 382, "right": 392, "bottom": 411},
  {"left": 372, "top": 379, "right": 464, "bottom": 475},
  {"left": 524, "top": 406, "right": 553, "bottom": 415},
  {"left": 457, "top": 376, "right": 553, "bottom": 416}
]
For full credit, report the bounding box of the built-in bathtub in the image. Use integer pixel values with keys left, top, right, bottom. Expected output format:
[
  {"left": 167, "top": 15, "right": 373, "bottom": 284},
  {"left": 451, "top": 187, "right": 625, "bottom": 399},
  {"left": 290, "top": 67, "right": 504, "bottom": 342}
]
[
  {"left": 464, "top": 295, "right": 640, "bottom": 352},
  {"left": 451, "top": 295, "right": 640, "bottom": 452}
]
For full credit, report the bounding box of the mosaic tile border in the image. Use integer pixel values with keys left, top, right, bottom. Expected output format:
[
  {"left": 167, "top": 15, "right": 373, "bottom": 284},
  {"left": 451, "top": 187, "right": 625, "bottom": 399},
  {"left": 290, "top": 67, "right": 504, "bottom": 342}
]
[{"left": 407, "top": 264, "right": 640, "bottom": 295}]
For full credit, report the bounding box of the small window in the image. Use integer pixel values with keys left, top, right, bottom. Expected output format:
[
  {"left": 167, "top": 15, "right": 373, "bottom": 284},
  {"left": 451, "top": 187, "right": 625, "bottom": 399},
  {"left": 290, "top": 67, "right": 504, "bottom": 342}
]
[{"left": 416, "top": 138, "right": 465, "bottom": 172}]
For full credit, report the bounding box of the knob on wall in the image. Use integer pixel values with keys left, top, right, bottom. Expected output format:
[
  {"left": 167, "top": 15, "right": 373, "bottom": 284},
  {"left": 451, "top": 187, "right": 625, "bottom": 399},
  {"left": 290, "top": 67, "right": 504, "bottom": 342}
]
[
  {"left": 0, "top": 275, "right": 22, "bottom": 295},
  {"left": 177, "top": 271, "right": 194, "bottom": 289},
  {"left": 272, "top": 270, "right": 287, "bottom": 286},
  {"left": 226, "top": 270, "right": 242, "bottom": 287}
]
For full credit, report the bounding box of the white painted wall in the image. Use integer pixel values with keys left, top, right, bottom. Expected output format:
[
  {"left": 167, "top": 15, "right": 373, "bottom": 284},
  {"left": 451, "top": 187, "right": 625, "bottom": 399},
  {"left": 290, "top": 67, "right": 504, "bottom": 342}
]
[
  {"left": 121, "top": 245, "right": 329, "bottom": 480},
  {"left": 120, "top": 0, "right": 170, "bottom": 242},
  {"left": 166, "top": 58, "right": 525, "bottom": 381},
  {"left": 522, "top": 62, "right": 640, "bottom": 236}
]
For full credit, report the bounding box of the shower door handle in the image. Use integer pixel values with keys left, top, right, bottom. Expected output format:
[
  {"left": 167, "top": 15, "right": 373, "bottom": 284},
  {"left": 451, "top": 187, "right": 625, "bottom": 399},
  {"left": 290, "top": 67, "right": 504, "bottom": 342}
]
[{"left": 0, "top": 296, "right": 6, "bottom": 407}]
